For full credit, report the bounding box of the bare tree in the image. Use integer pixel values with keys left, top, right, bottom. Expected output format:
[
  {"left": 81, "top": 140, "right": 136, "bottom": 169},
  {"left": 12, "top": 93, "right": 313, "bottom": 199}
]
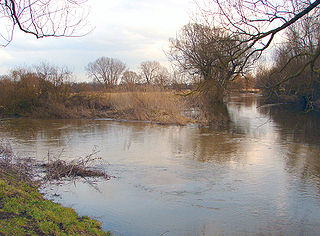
[
  {"left": 169, "top": 23, "right": 252, "bottom": 103},
  {"left": 199, "top": 0, "right": 320, "bottom": 87},
  {"left": 170, "top": 70, "right": 191, "bottom": 90},
  {"left": 255, "top": 8, "right": 320, "bottom": 110},
  {"left": 139, "top": 60, "right": 170, "bottom": 86},
  {"left": 86, "top": 57, "right": 126, "bottom": 89},
  {"left": 0, "top": 0, "right": 89, "bottom": 46},
  {"left": 121, "top": 70, "right": 141, "bottom": 85},
  {"left": 33, "top": 62, "right": 72, "bottom": 99},
  {"left": 0, "top": 63, "right": 73, "bottom": 115},
  {"left": 35, "top": 62, "right": 72, "bottom": 87},
  {"left": 153, "top": 66, "right": 170, "bottom": 87}
]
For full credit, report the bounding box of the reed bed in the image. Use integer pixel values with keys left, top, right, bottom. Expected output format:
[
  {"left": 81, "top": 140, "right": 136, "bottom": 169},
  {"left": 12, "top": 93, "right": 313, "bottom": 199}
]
[{"left": 69, "top": 91, "right": 193, "bottom": 125}]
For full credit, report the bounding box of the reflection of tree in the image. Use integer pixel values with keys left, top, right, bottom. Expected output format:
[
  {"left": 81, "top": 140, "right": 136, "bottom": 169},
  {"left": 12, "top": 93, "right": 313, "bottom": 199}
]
[
  {"left": 226, "top": 94, "right": 261, "bottom": 136},
  {"left": 0, "top": 119, "right": 160, "bottom": 157},
  {"left": 228, "top": 94, "right": 258, "bottom": 108},
  {"left": 1, "top": 119, "right": 73, "bottom": 142},
  {"left": 119, "top": 122, "right": 158, "bottom": 151},
  {"left": 189, "top": 127, "right": 242, "bottom": 163},
  {"left": 205, "top": 102, "right": 231, "bottom": 130},
  {"left": 205, "top": 94, "right": 261, "bottom": 132},
  {"left": 260, "top": 104, "right": 320, "bottom": 186},
  {"left": 259, "top": 104, "right": 320, "bottom": 144},
  {"left": 286, "top": 143, "right": 320, "bottom": 189},
  {"left": 178, "top": 95, "right": 260, "bottom": 163}
]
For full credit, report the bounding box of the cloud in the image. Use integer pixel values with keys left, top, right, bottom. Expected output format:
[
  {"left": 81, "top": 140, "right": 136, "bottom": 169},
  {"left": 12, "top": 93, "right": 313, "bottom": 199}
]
[
  {"left": 0, "top": 0, "right": 196, "bottom": 80},
  {"left": 0, "top": 49, "right": 14, "bottom": 74},
  {"left": 0, "top": 49, "right": 13, "bottom": 61}
]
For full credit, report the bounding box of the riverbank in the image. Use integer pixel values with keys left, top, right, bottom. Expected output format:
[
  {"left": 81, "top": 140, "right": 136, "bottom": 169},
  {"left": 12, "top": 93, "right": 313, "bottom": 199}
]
[
  {"left": 0, "top": 91, "right": 198, "bottom": 126},
  {"left": 265, "top": 94, "right": 320, "bottom": 112},
  {"left": 0, "top": 142, "right": 111, "bottom": 236},
  {"left": 1, "top": 94, "right": 320, "bottom": 235},
  {"left": 0, "top": 167, "right": 111, "bottom": 235}
]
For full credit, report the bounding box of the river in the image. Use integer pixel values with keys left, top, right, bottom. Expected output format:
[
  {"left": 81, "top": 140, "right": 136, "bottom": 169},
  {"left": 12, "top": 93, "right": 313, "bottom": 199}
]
[{"left": 1, "top": 94, "right": 320, "bottom": 235}]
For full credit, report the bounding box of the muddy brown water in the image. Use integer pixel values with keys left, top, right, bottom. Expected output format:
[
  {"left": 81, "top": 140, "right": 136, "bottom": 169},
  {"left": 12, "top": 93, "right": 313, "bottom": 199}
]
[{"left": 1, "top": 94, "right": 320, "bottom": 235}]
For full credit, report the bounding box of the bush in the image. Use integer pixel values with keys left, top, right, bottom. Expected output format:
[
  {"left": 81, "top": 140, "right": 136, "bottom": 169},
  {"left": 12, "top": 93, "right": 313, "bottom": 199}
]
[{"left": 0, "top": 65, "right": 71, "bottom": 117}]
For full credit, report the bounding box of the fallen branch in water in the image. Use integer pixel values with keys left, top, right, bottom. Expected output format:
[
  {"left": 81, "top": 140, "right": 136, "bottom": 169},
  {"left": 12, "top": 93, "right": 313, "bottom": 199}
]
[
  {"left": 41, "top": 148, "right": 111, "bottom": 181},
  {"left": 0, "top": 139, "right": 112, "bottom": 184}
]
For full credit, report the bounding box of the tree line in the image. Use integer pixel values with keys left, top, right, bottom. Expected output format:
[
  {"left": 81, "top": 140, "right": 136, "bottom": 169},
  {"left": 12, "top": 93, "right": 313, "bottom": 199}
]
[
  {"left": 168, "top": 0, "right": 320, "bottom": 111},
  {"left": 2, "top": 0, "right": 320, "bottom": 112},
  {"left": 85, "top": 58, "right": 179, "bottom": 89}
]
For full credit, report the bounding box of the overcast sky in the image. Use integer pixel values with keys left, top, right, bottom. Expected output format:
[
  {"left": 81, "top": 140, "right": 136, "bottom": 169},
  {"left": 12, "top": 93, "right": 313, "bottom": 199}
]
[{"left": 0, "top": 0, "right": 197, "bottom": 82}]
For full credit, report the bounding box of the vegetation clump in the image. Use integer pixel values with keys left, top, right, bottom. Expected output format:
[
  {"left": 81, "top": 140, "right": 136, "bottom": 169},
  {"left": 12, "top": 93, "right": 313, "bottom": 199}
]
[
  {"left": 42, "top": 150, "right": 111, "bottom": 181},
  {"left": 98, "top": 91, "right": 193, "bottom": 125},
  {"left": 192, "top": 0, "right": 320, "bottom": 112},
  {"left": 0, "top": 141, "right": 111, "bottom": 235},
  {"left": 0, "top": 63, "right": 196, "bottom": 125}
]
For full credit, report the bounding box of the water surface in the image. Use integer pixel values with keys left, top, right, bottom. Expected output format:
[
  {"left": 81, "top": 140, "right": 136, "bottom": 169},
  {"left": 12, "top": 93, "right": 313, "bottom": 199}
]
[{"left": 1, "top": 94, "right": 320, "bottom": 235}]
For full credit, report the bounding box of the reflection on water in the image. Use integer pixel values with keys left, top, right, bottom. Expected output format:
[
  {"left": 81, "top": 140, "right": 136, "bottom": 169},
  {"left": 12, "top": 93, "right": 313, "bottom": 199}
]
[
  {"left": 205, "top": 102, "right": 231, "bottom": 129},
  {"left": 259, "top": 102, "right": 320, "bottom": 189},
  {"left": 260, "top": 103, "right": 320, "bottom": 145},
  {"left": 1, "top": 94, "right": 320, "bottom": 235}
]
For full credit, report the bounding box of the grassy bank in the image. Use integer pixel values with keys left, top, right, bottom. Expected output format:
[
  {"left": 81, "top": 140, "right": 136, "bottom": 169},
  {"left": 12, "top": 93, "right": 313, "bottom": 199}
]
[
  {"left": 0, "top": 168, "right": 110, "bottom": 235},
  {"left": 0, "top": 142, "right": 111, "bottom": 236}
]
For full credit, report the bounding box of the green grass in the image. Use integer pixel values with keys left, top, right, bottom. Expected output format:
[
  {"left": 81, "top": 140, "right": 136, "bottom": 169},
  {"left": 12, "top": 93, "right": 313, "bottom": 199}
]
[{"left": 0, "top": 167, "right": 111, "bottom": 236}]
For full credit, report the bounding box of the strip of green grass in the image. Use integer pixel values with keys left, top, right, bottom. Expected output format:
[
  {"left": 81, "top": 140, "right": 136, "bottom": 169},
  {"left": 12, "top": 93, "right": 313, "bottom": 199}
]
[{"left": 0, "top": 168, "right": 111, "bottom": 235}]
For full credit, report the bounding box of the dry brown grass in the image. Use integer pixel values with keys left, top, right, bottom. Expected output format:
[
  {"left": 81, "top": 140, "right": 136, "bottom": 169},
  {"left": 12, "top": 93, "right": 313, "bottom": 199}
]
[
  {"left": 85, "top": 91, "right": 193, "bottom": 125},
  {"left": 0, "top": 75, "right": 196, "bottom": 125}
]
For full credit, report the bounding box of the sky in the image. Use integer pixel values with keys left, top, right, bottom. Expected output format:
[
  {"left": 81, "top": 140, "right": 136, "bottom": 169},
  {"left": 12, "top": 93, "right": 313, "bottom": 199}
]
[{"left": 0, "top": 0, "right": 197, "bottom": 82}]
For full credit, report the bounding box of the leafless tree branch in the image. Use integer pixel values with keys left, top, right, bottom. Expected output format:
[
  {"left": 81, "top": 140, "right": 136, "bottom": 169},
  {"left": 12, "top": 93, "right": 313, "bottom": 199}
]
[{"left": 0, "top": 0, "right": 90, "bottom": 46}]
